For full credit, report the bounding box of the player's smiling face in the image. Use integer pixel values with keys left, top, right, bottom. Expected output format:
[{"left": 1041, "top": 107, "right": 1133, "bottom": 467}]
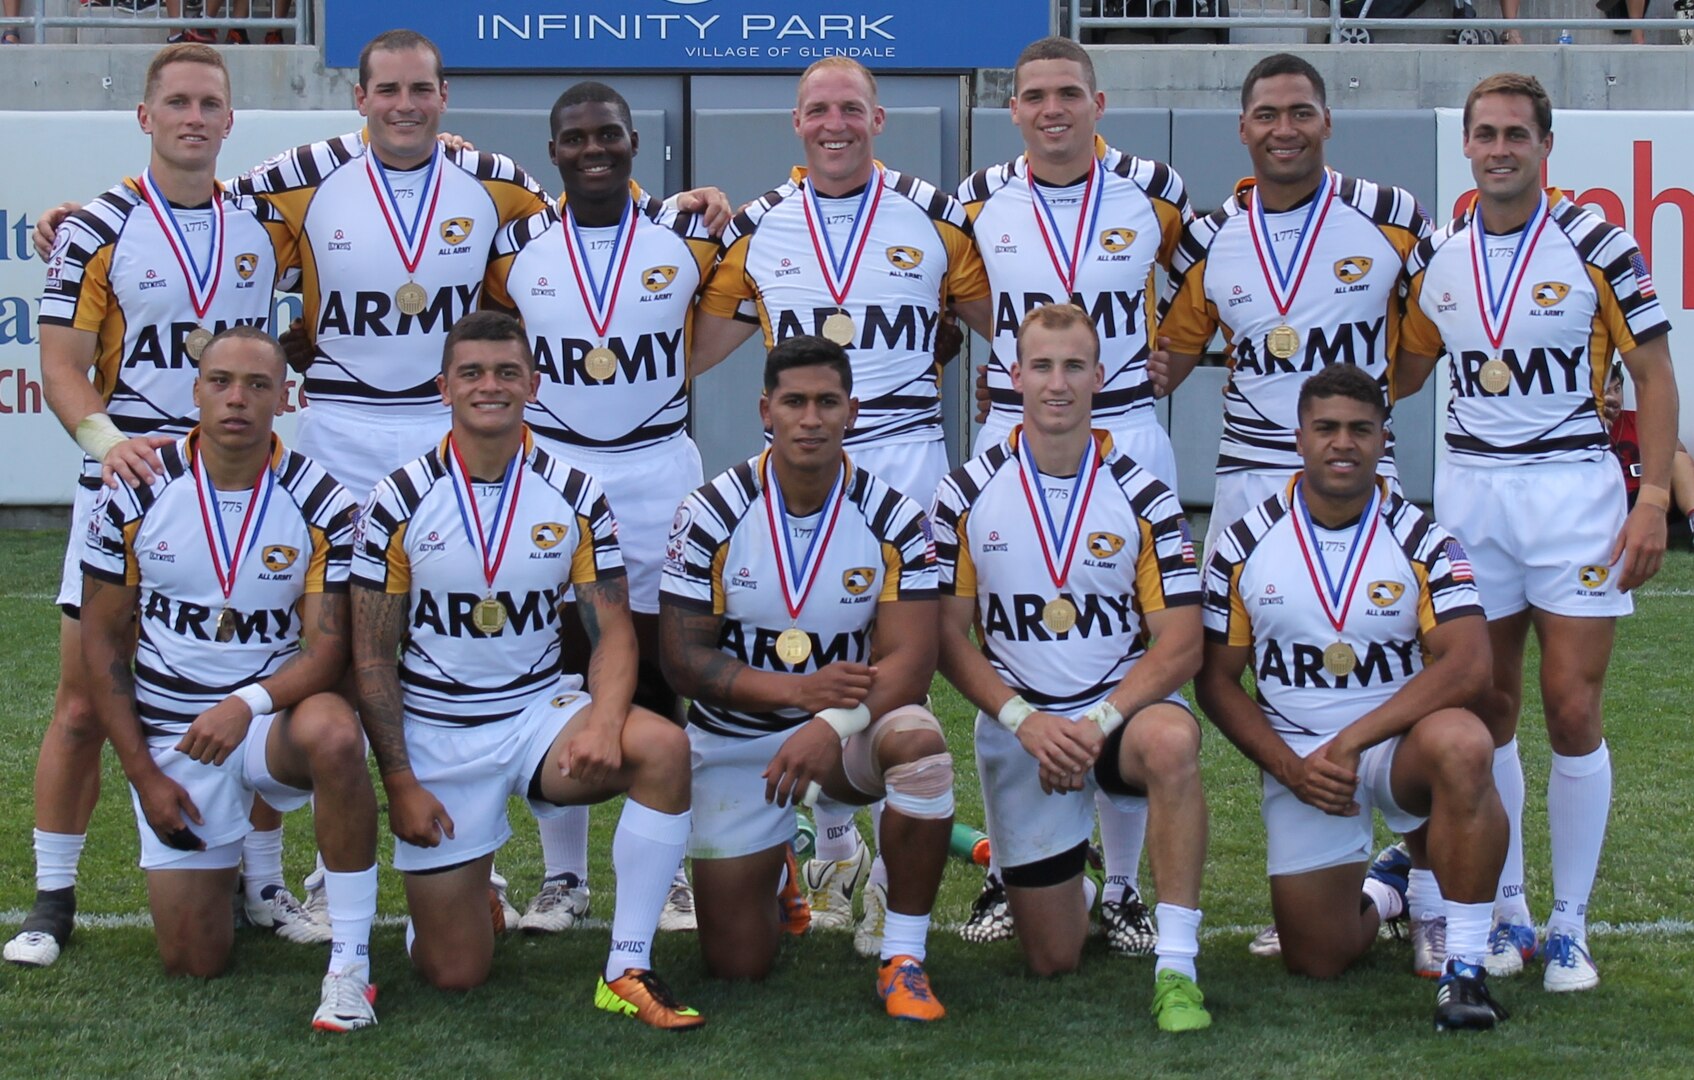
[
  {"left": 1295, "top": 394, "right": 1385, "bottom": 504},
  {"left": 1464, "top": 92, "right": 1552, "bottom": 206},
  {"left": 760, "top": 363, "right": 857, "bottom": 473},
  {"left": 356, "top": 46, "right": 447, "bottom": 169},
  {"left": 139, "top": 61, "right": 233, "bottom": 174},
  {"left": 1012, "top": 322, "right": 1103, "bottom": 436},
  {"left": 1240, "top": 73, "right": 1331, "bottom": 191},
  {"left": 550, "top": 100, "right": 637, "bottom": 202},
  {"left": 193, "top": 337, "right": 286, "bottom": 456},
  {"left": 1011, "top": 59, "right": 1104, "bottom": 174},
  {"left": 437, "top": 338, "right": 539, "bottom": 440},
  {"left": 794, "top": 66, "right": 884, "bottom": 195}
]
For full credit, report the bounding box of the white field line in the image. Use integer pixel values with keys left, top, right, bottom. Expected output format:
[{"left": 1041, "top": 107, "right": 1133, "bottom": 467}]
[{"left": 5, "top": 911, "right": 1692, "bottom": 939}]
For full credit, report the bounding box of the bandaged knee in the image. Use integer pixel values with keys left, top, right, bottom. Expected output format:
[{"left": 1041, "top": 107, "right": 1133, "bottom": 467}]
[{"left": 883, "top": 752, "right": 955, "bottom": 820}]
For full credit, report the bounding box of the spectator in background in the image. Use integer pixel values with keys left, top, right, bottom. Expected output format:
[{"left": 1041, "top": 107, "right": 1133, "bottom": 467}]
[
  {"left": 1605, "top": 363, "right": 1694, "bottom": 547},
  {"left": 3, "top": 0, "right": 22, "bottom": 45},
  {"left": 164, "top": 1, "right": 213, "bottom": 44},
  {"left": 1498, "top": 1, "right": 1522, "bottom": 44}
]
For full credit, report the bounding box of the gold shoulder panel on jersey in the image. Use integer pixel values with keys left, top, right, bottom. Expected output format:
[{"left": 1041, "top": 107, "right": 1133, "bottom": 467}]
[{"left": 1334, "top": 173, "right": 1433, "bottom": 256}]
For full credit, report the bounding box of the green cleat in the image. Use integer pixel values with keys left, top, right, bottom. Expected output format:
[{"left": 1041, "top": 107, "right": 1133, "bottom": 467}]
[{"left": 1150, "top": 969, "right": 1213, "bottom": 1033}]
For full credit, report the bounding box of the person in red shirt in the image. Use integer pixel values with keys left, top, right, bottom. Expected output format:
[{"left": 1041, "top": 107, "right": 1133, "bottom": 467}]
[{"left": 1605, "top": 363, "right": 1694, "bottom": 547}]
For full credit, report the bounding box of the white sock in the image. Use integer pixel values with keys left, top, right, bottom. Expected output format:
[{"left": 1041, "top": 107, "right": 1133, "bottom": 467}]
[
  {"left": 812, "top": 801, "right": 859, "bottom": 863},
  {"left": 33, "top": 830, "right": 85, "bottom": 892},
  {"left": 538, "top": 805, "right": 590, "bottom": 885},
  {"left": 605, "top": 800, "right": 691, "bottom": 981},
  {"left": 1492, "top": 739, "right": 1532, "bottom": 924},
  {"left": 671, "top": 862, "right": 690, "bottom": 889},
  {"left": 1547, "top": 742, "right": 1611, "bottom": 941},
  {"left": 1153, "top": 902, "right": 1201, "bottom": 981},
  {"left": 868, "top": 854, "right": 888, "bottom": 893},
  {"left": 1407, "top": 867, "right": 1445, "bottom": 923},
  {"left": 242, "top": 828, "right": 285, "bottom": 903},
  {"left": 1081, "top": 875, "right": 1098, "bottom": 913},
  {"left": 879, "top": 910, "right": 931, "bottom": 963},
  {"left": 1095, "top": 791, "right": 1146, "bottom": 902},
  {"left": 1445, "top": 899, "right": 1492, "bottom": 969},
  {"left": 869, "top": 800, "right": 884, "bottom": 855},
  {"left": 1362, "top": 877, "right": 1405, "bottom": 922},
  {"left": 324, "top": 866, "right": 378, "bottom": 977},
  {"left": 404, "top": 917, "right": 415, "bottom": 957}
]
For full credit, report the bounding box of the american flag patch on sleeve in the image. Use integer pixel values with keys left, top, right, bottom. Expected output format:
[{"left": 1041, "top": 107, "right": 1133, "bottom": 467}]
[
  {"left": 1444, "top": 537, "right": 1474, "bottom": 583},
  {"left": 1631, "top": 251, "right": 1656, "bottom": 297}
]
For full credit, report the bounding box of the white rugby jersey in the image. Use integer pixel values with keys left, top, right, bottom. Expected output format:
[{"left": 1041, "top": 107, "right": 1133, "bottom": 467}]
[
  {"left": 486, "top": 184, "right": 717, "bottom": 452},
  {"left": 698, "top": 165, "right": 989, "bottom": 449},
  {"left": 39, "top": 178, "right": 293, "bottom": 481},
  {"left": 933, "top": 428, "right": 1200, "bottom": 714},
  {"left": 231, "top": 132, "right": 550, "bottom": 415},
  {"left": 350, "top": 430, "right": 624, "bottom": 726},
  {"left": 960, "top": 137, "right": 1190, "bottom": 429},
  {"left": 1402, "top": 188, "right": 1669, "bottom": 466},
  {"left": 1158, "top": 173, "right": 1430, "bottom": 473},
  {"left": 1202, "top": 476, "right": 1482, "bottom": 755},
  {"left": 82, "top": 431, "right": 355, "bottom": 738},
  {"left": 660, "top": 451, "right": 937, "bottom": 738}
]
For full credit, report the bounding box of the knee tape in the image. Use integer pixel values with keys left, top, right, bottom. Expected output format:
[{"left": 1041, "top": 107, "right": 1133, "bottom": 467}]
[{"left": 883, "top": 752, "right": 955, "bottom": 820}]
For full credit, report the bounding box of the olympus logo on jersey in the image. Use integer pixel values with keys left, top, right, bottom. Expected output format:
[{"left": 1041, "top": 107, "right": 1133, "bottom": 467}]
[{"left": 1256, "top": 637, "right": 1419, "bottom": 689}]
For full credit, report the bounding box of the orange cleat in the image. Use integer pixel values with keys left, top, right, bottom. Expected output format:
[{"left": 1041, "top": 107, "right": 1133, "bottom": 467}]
[
  {"left": 595, "top": 969, "right": 706, "bottom": 1031},
  {"left": 878, "top": 955, "right": 946, "bottom": 1022},
  {"left": 779, "top": 845, "right": 812, "bottom": 936}
]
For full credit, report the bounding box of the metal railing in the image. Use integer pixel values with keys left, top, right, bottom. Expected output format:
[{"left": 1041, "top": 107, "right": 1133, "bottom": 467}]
[
  {"left": 1069, "top": 0, "right": 1692, "bottom": 40},
  {"left": 0, "top": 0, "right": 309, "bottom": 43}
]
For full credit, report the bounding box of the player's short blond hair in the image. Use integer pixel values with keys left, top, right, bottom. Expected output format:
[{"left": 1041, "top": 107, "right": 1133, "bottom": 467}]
[
  {"left": 144, "top": 43, "right": 230, "bottom": 103},
  {"left": 797, "top": 57, "right": 878, "bottom": 106},
  {"left": 1464, "top": 72, "right": 1552, "bottom": 138},
  {"left": 1016, "top": 303, "right": 1100, "bottom": 365}
]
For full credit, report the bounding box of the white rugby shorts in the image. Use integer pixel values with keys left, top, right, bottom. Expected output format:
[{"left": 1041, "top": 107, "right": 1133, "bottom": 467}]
[
  {"left": 848, "top": 436, "right": 950, "bottom": 510},
  {"left": 56, "top": 477, "right": 104, "bottom": 613},
  {"left": 296, "top": 402, "right": 452, "bottom": 509},
  {"left": 1260, "top": 736, "right": 1425, "bottom": 877}
]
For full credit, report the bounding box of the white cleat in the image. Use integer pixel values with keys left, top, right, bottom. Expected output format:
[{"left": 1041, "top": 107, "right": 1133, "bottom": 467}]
[
  {"left": 246, "top": 886, "right": 333, "bottom": 945},
  {"left": 657, "top": 871, "right": 697, "bottom": 933},
  {"left": 312, "top": 962, "right": 378, "bottom": 1033},
  {"left": 489, "top": 870, "right": 520, "bottom": 935},
  {"left": 518, "top": 874, "right": 591, "bottom": 934},
  {"left": 4, "top": 931, "right": 63, "bottom": 968},
  {"left": 854, "top": 879, "right": 888, "bottom": 958},
  {"left": 1412, "top": 915, "right": 1447, "bottom": 979},
  {"left": 301, "top": 867, "right": 329, "bottom": 926},
  {"left": 1247, "top": 924, "right": 1281, "bottom": 957},
  {"left": 1541, "top": 931, "right": 1600, "bottom": 993},
  {"left": 1484, "top": 919, "right": 1538, "bottom": 978},
  {"left": 802, "top": 837, "right": 871, "bottom": 933}
]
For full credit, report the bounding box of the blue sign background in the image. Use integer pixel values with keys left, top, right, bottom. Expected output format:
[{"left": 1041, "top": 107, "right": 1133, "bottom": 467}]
[{"left": 324, "top": 1, "right": 1050, "bottom": 72}]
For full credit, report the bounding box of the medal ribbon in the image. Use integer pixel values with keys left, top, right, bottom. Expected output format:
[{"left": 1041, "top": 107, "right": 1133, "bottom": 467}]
[
  {"left": 1290, "top": 480, "right": 1382, "bottom": 634},
  {"left": 761, "top": 451, "right": 848, "bottom": 623},
  {"left": 560, "top": 196, "right": 638, "bottom": 339},
  {"left": 1469, "top": 192, "right": 1550, "bottom": 354},
  {"left": 446, "top": 436, "right": 525, "bottom": 593},
  {"left": 191, "top": 434, "right": 276, "bottom": 609},
  {"left": 137, "top": 170, "right": 225, "bottom": 322},
  {"left": 800, "top": 167, "right": 885, "bottom": 309},
  {"left": 364, "top": 143, "right": 445, "bottom": 277},
  {"left": 1245, "top": 169, "right": 1335, "bottom": 318},
  {"left": 1028, "top": 159, "right": 1105, "bottom": 296},
  {"left": 1014, "top": 432, "right": 1102, "bottom": 593}
]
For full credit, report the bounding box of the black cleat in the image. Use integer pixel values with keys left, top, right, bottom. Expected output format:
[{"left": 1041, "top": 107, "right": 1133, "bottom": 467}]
[
  {"left": 959, "top": 874, "right": 1014, "bottom": 944},
  {"left": 1434, "top": 962, "right": 1509, "bottom": 1032},
  {"left": 5, "top": 886, "right": 76, "bottom": 967}
]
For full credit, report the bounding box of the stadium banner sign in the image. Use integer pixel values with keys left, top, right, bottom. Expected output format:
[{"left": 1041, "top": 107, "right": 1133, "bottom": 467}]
[
  {"left": 1435, "top": 108, "right": 1693, "bottom": 447},
  {"left": 323, "top": 0, "right": 1051, "bottom": 71},
  {"left": 0, "top": 110, "right": 359, "bottom": 505}
]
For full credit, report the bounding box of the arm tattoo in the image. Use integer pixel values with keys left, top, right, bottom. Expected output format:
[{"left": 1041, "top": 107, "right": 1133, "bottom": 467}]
[
  {"left": 575, "top": 575, "right": 629, "bottom": 648},
  {"left": 351, "top": 585, "right": 412, "bottom": 776},
  {"left": 659, "top": 605, "right": 744, "bottom": 705}
]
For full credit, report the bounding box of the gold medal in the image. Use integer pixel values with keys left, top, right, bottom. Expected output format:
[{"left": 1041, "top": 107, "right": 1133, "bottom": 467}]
[
  {"left": 1479, "top": 357, "right": 1512, "bottom": 394},
  {"left": 776, "top": 627, "right": 813, "bottom": 665},
  {"left": 395, "top": 281, "right": 428, "bottom": 316},
  {"left": 584, "top": 347, "right": 618, "bottom": 382},
  {"left": 185, "top": 326, "right": 215, "bottom": 362},
  {"left": 821, "top": 312, "right": 856, "bottom": 346},
  {"left": 472, "top": 595, "right": 508, "bottom": 634},
  {"left": 1322, "top": 641, "right": 1357, "bottom": 677},
  {"left": 215, "top": 607, "right": 236, "bottom": 643},
  {"left": 1266, "top": 324, "right": 1301, "bottom": 360},
  {"left": 1042, "top": 597, "right": 1078, "bottom": 633}
]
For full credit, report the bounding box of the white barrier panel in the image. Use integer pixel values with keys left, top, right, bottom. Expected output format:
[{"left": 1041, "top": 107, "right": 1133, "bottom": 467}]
[
  {"left": 1435, "top": 108, "right": 1692, "bottom": 449},
  {"left": 0, "top": 110, "right": 360, "bottom": 505}
]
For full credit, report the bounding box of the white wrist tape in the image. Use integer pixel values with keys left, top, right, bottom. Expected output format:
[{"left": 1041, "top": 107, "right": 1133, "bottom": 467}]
[
  {"left": 1082, "top": 700, "right": 1125, "bottom": 737},
  {"left": 231, "top": 683, "right": 274, "bottom": 718},
  {"left": 997, "top": 695, "right": 1037, "bottom": 734},
  {"left": 802, "top": 781, "right": 823, "bottom": 808},
  {"left": 75, "top": 412, "right": 127, "bottom": 462},
  {"left": 816, "top": 703, "right": 871, "bottom": 740}
]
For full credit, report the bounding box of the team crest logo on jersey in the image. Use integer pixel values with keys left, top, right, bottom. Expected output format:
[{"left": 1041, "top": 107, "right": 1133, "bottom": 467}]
[
  {"left": 440, "top": 218, "right": 473, "bottom": 246},
  {"left": 1087, "top": 532, "right": 1125, "bottom": 559},
  {"left": 641, "top": 265, "right": 679, "bottom": 292},
  {"left": 842, "top": 567, "right": 877, "bottom": 595},
  {"left": 1368, "top": 580, "right": 1405, "bottom": 607},
  {"left": 1334, "top": 257, "right": 1372, "bottom": 283},
  {"left": 1099, "top": 228, "right": 1137, "bottom": 253},
  {"left": 235, "top": 253, "right": 259, "bottom": 281},
  {"left": 551, "top": 693, "right": 581, "bottom": 709},
  {"left": 532, "top": 522, "right": 568, "bottom": 550},
  {"left": 1532, "top": 281, "right": 1570, "bottom": 307},
  {"left": 885, "top": 246, "right": 924, "bottom": 271},
  {"left": 261, "top": 545, "right": 299, "bottom": 572},
  {"left": 1578, "top": 565, "right": 1609, "bottom": 589}
]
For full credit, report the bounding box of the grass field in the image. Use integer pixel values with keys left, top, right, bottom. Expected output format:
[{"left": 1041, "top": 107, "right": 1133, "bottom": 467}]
[{"left": 2, "top": 526, "right": 1692, "bottom": 1078}]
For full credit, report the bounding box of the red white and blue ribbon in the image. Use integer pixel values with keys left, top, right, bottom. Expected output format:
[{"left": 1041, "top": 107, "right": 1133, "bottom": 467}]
[
  {"left": 365, "top": 142, "right": 445, "bottom": 278},
  {"left": 1015, "top": 431, "right": 1102, "bottom": 594},
  {"left": 1290, "top": 479, "right": 1382, "bottom": 635},
  {"left": 138, "top": 169, "right": 225, "bottom": 324},
  {"left": 192, "top": 434, "right": 276, "bottom": 611},
  {"left": 446, "top": 436, "right": 525, "bottom": 596},
  {"left": 560, "top": 195, "right": 638, "bottom": 339},
  {"left": 762, "top": 450, "right": 848, "bottom": 623},
  {"left": 801, "top": 167, "right": 885, "bottom": 311},
  {"left": 1029, "top": 158, "right": 1105, "bottom": 296},
  {"left": 1469, "top": 190, "right": 1550, "bottom": 356},
  {"left": 1246, "top": 168, "right": 1335, "bottom": 319}
]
